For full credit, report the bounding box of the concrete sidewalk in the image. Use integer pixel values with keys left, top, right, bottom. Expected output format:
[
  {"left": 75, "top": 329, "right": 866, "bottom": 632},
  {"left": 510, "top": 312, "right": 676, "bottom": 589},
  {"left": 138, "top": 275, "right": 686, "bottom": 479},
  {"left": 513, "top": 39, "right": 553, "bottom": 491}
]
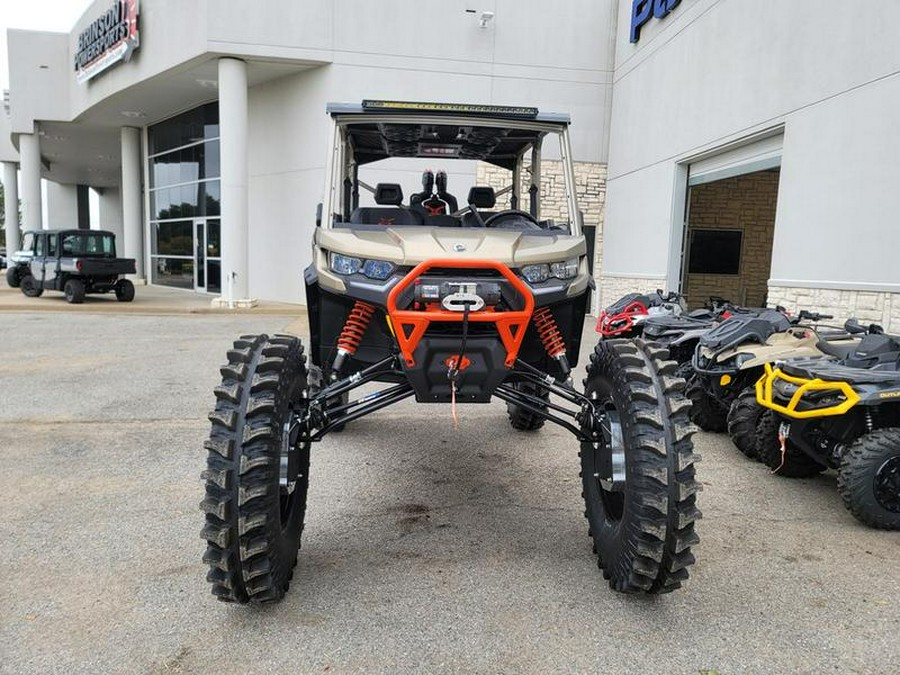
[{"left": 0, "top": 274, "right": 306, "bottom": 317}]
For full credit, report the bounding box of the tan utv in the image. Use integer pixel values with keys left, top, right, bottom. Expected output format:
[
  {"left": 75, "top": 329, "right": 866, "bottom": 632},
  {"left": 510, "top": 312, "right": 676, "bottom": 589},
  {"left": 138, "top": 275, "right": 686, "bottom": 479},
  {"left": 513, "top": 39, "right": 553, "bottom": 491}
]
[
  {"left": 686, "top": 309, "right": 860, "bottom": 457},
  {"left": 200, "top": 100, "right": 700, "bottom": 604}
]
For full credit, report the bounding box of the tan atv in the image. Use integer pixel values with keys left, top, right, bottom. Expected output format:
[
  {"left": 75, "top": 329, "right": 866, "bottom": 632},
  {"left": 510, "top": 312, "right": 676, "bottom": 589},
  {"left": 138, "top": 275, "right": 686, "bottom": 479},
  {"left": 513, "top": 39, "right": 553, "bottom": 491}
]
[
  {"left": 686, "top": 310, "right": 859, "bottom": 458},
  {"left": 200, "top": 101, "right": 700, "bottom": 604}
]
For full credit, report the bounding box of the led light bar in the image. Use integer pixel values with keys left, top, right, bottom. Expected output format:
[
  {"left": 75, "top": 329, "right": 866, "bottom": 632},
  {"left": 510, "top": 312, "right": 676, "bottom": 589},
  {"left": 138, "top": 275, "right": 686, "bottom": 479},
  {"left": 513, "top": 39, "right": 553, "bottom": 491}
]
[{"left": 361, "top": 100, "right": 539, "bottom": 118}]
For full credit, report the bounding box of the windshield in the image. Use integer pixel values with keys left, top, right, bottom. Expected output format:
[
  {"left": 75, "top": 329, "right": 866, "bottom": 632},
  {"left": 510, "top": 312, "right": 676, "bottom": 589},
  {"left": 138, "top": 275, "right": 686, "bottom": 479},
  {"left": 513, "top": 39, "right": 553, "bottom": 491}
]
[
  {"left": 327, "top": 117, "right": 578, "bottom": 234},
  {"left": 60, "top": 233, "right": 116, "bottom": 257}
]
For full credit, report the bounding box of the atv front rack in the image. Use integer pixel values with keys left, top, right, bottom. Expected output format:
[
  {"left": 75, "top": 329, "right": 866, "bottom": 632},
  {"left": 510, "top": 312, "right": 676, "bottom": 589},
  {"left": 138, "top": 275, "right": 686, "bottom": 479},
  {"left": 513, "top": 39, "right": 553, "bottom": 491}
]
[{"left": 755, "top": 362, "right": 860, "bottom": 419}]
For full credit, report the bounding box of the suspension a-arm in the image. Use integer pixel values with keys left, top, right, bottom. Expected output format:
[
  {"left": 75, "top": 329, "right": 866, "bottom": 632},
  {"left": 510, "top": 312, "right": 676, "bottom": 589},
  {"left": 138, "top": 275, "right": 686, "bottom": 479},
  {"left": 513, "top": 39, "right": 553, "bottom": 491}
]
[
  {"left": 494, "top": 360, "right": 599, "bottom": 442},
  {"left": 304, "top": 356, "right": 413, "bottom": 440}
]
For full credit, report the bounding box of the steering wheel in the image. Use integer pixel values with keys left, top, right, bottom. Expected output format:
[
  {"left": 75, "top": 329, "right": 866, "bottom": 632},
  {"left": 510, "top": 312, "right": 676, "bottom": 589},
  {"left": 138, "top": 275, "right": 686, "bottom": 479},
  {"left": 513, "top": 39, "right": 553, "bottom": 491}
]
[
  {"left": 466, "top": 202, "right": 487, "bottom": 227},
  {"left": 483, "top": 210, "right": 542, "bottom": 229}
]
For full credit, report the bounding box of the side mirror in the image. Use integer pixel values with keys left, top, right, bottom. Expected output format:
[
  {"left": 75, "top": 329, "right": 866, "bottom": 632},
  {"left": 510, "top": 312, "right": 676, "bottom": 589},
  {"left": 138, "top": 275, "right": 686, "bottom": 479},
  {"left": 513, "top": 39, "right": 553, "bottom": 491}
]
[{"left": 315, "top": 203, "right": 323, "bottom": 228}]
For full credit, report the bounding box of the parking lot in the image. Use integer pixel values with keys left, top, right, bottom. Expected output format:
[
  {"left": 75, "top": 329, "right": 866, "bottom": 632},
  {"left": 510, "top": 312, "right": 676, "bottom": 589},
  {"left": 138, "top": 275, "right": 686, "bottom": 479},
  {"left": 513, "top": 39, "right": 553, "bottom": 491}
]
[{"left": 1, "top": 306, "right": 898, "bottom": 674}]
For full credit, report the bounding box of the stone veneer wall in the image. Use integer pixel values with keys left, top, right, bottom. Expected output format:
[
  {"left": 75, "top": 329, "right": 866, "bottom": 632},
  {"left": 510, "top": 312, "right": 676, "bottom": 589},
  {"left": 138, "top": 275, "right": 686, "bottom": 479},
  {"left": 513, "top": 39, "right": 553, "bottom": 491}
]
[
  {"left": 597, "top": 275, "right": 668, "bottom": 309},
  {"left": 476, "top": 160, "right": 607, "bottom": 283},
  {"left": 683, "top": 170, "right": 779, "bottom": 309},
  {"left": 767, "top": 286, "right": 900, "bottom": 334}
]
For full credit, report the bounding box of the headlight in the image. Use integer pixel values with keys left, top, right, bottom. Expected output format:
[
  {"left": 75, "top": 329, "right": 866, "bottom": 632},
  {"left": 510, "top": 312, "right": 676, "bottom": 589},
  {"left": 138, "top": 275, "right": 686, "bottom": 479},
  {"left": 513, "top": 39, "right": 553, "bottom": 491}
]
[
  {"left": 330, "top": 253, "right": 362, "bottom": 275},
  {"left": 773, "top": 380, "right": 799, "bottom": 398},
  {"left": 521, "top": 258, "right": 580, "bottom": 284},
  {"left": 521, "top": 263, "right": 550, "bottom": 283},
  {"left": 329, "top": 252, "right": 396, "bottom": 280},
  {"left": 361, "top": 259, "right": 395, "bottom": 280},
  {"left": 731, "top": 353, "right": 754, "bottom": 368},
  {"left": 550, "top": 257, "right": 579, "bottom": 280}
]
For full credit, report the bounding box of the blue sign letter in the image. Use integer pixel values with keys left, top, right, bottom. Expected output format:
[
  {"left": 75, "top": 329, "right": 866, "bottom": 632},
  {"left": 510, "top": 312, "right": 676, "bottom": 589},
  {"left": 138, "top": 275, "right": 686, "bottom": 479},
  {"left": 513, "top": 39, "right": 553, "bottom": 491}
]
[{"left": 630, "top": 0, "right": 653, "bottom": 43}]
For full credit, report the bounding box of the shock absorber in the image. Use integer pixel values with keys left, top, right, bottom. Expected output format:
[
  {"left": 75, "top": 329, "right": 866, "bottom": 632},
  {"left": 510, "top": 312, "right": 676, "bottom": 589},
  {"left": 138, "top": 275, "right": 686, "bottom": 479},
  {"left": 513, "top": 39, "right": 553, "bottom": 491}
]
[
  {"left": 533, "top": 306, "right": 571, "bottom": 377},
  {"left": 864, "top": 409, "right": 875, "bottom": 433},
  {"left": 332, "top": 300, "right": 376, "bottom": 375}
]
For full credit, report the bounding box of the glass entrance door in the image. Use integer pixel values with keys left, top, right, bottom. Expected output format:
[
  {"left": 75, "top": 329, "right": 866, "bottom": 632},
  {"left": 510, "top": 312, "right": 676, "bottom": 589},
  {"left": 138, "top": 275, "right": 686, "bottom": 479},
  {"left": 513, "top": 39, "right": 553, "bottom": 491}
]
[{"left": 193, "top": 218, "right": 222, "bottom": 294}]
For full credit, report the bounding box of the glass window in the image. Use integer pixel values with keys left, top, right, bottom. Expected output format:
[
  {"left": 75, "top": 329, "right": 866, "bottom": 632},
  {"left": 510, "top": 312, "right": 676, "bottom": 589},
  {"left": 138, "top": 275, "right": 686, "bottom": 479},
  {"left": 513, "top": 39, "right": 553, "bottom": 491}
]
[
  {"left": 47, "top": 234, "right": 58, "bottom": 256},
  {"left": 204, "top": 140, "right": 220, "bottom": 179},
  {"left": 207, "top": 260, "right": 221, "bottom": 293},
  {"left": 207, "top": 219, "right": 221, "bottom": 257},
  {"left": 203, "top": 181, "right": 220, "bottom": 216},
  {"left": 154, "top": 221, "right": 193, "bottom": 256},
  {"left": 154, "top": 185, "right": 200, "bottom": 220},
  {"left": 60, "top": 233, "right": 115, "bottom": 256},
  {"left": 22, "top": 232, "right": 35, "bottom": 253},
  {"left": 151, "top": 257, "right": 194, "bottom": 289},
  {"left": 35, "top": 235, "right": 44, "bottom": 256},
  {"left": 150, "top": 141, "right": 220, "bottom": 189},
  {"left": 148, "top": 103, "right": 219, "bottom": 156}
]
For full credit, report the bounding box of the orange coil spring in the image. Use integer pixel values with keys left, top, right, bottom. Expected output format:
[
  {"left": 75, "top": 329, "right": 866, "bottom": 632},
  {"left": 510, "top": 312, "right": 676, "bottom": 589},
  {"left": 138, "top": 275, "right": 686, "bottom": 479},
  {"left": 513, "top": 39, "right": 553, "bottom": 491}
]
[
  {"left": 533, "top": 307, "right": 566, "bottom": 358},
  {"left": 337, "top": 301, "right": 376, "bottom": 355}
]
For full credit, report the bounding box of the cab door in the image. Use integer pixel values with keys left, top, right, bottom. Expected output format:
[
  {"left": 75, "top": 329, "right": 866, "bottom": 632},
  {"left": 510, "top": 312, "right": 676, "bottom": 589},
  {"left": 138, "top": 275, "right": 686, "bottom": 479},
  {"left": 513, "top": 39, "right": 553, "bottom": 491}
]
[
  {"left": 42, "top": 234, "right": 60, "bottom": 289},
  {"left": 29, "top": 234, "right": 45, "bottom": 286}
]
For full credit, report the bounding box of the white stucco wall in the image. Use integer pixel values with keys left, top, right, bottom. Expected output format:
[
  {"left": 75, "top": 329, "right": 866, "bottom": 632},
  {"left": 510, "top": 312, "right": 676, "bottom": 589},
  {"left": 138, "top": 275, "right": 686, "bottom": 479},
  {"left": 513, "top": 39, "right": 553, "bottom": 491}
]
[
  {"left": 242, "top": 0, "right": 616, "bottom": 303},
  {"left": 603, "top": 0, "right": 900, "bottom": 292}
]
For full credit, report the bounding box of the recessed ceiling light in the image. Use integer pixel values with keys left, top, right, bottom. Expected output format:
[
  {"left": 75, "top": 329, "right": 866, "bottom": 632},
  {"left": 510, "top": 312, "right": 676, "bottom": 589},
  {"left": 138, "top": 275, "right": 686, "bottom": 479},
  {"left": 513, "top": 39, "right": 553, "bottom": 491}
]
[
  {"left": 196, "top": 79, "right": 218, "bottom": 89},
  {"left": 121, "top": 111, "right": 146, "bottom": 118}
]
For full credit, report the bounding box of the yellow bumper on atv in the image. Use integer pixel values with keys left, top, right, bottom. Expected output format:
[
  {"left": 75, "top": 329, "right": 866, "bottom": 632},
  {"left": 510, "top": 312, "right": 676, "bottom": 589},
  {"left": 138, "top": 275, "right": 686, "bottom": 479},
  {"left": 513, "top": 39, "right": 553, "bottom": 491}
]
[{"left": 755, "top": 363, "right": 860, "bottom": 419}]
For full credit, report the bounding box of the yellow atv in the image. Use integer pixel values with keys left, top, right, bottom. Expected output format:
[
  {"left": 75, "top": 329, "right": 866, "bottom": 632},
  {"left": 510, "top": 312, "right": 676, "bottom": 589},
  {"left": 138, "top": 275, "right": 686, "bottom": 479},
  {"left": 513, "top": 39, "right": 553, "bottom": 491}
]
[
  {"left": 756, "top": 328, "right": 900, "bottom": 529},
  {"left": 687, "top": 310, "right": 858, "bottom": 459}
]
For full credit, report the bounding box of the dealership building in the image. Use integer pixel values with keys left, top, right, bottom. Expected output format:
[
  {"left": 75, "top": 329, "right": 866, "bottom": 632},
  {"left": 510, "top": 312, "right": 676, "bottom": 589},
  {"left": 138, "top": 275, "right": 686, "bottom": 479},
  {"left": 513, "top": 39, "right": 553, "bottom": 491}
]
[{"left": 2, "top": 0, "right": 899, "bottom": 329}]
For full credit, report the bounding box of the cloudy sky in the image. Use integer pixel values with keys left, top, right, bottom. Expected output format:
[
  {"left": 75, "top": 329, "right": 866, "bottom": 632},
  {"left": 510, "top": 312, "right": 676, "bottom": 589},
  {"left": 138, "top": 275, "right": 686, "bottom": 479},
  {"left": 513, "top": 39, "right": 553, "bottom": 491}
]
[{"left": 1, "top": 0, "right": 93, "bottom": 89}]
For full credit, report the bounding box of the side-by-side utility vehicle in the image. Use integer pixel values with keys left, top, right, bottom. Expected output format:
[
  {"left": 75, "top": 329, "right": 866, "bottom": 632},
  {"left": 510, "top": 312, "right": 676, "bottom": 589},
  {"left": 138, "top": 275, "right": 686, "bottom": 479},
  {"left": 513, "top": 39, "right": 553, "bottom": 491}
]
[
  {"left": 201, "top": 101, "right": 700, "bottom": 603},
  {"left": 6, "top": 229, "right": 136, "bottom": 303}
]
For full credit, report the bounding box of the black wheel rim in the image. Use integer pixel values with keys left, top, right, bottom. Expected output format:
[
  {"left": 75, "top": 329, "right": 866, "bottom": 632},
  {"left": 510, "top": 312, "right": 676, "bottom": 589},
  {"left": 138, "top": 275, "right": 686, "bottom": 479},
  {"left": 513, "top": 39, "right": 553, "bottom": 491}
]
[{"left": 873, "top": 456, "right": 900, "bottom": 513}]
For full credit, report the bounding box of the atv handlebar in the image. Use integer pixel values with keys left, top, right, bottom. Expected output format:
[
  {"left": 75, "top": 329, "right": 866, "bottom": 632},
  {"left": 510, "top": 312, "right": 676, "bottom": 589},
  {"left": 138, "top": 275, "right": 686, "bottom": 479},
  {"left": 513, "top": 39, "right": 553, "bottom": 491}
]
[
  {"left": 795, "top": 310, "right": 834, "bottom": 324},
  {"left": 844, "top": 317, "right": 884, "bottom": 335}
]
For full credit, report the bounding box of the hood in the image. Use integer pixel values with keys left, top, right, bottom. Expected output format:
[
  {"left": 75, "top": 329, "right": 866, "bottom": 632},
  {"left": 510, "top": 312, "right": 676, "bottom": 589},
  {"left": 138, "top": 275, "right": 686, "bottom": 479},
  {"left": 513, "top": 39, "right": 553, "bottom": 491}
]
[{"left": 315, "top": 226, "right": 586, "bottom": 267}]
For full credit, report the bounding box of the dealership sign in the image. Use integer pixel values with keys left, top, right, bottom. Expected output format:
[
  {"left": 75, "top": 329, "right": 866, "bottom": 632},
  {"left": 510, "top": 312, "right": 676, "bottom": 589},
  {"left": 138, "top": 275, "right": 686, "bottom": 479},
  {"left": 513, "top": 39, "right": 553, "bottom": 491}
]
[
  {"left": 74, "top": 0, "right": 140, "bottom": 83},
  {"left": 630, "top": 0, "right": 681, "bottom": 43}
]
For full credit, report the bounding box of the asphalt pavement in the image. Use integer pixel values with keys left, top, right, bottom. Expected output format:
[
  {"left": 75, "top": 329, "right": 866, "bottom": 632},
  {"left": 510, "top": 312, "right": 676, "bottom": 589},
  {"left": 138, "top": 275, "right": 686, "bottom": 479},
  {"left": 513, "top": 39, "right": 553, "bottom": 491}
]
[{"left": 1, "top": 311, "right": 897, "bottom": 674}]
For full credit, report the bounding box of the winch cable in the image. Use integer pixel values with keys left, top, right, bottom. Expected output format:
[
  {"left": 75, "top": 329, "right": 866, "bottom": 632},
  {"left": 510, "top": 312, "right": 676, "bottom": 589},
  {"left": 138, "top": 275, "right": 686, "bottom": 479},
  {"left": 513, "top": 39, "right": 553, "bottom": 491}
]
[{"left": 448, "top": 302, "right": 473, "bottom": 428}]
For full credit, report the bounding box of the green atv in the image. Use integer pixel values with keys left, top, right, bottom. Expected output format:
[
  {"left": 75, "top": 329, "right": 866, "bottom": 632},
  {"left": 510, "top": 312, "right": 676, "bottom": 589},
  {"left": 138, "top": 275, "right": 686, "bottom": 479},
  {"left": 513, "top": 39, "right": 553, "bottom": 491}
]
[{"left": 755, "top": 326, "right": 900, "bottom": 529}]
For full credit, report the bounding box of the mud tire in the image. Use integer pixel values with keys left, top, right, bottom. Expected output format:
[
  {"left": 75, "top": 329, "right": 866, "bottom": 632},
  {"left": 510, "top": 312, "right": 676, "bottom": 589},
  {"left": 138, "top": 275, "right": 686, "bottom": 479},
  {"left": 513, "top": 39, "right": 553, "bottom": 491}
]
[
  {"left": 837, "top": 428, "right": 900, "bottom": 530},
  {"left": 727, "top": 386, "right": 764, "bottom": 460},
  {"left": 20, "top": 274, "right": 43, "bottom": 297},
  {"left": 201, "top": 334, "right": 311, "bottom": 603},
  {"left": 686, "top": 374, "right": 728, "bottom": 432},
  {"left": 756, "top": 411, "right": 826, "bottom": 478},
  {"left": 6, "top": 266, "right": 21, "bottom": 288},
  {"left": 115, "top": 279, "right": 135, "bottom": 302},
  {"left": 64, "top": 279, "right": 85, "bottom": 304},
  {"left": 580, "top": 338, "right": 701, "bottom": 594},
  {"left": 506, "top": 381, "right": 549, "bottom": 431}
]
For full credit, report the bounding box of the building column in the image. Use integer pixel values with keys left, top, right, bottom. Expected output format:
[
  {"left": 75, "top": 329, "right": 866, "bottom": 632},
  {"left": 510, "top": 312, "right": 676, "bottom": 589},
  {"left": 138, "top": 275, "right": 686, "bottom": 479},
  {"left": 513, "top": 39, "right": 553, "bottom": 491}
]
[
  {"left": 46, "top": 182, "right": 79, "bottom": 228},
  {"left": 217, "top": 57, "right": 253, "bottom": 306},
  {"left": 76, "top": 185, "right": 91, "bottom": 229},
  {"left": 18, "top": 132, "right": 42, "bottom": 233},
  {"left": 121, "top": 127, "right": 145, "bottom": 281},
  {"left": 98, "top": 187, "right": 124, "bottom": 241},
  {"left": 2, "top": 162, "right": 20, "bottom": 254}
]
